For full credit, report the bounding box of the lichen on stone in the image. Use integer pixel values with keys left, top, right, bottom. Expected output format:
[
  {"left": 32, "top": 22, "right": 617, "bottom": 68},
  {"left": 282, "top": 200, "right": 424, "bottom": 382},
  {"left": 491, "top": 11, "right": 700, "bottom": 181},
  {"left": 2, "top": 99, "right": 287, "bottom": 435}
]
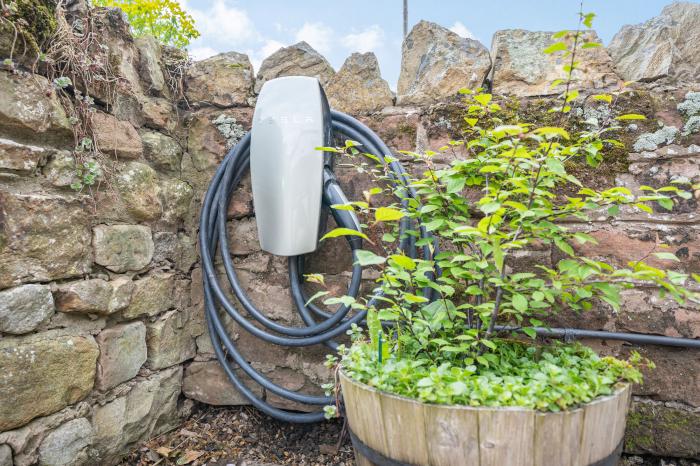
[
  {"left": 576, "top": 103, "right": 613, "bottom": 128},
  {"left": 677, "top": 91, "right": 700, "bottom": 117},
  {"left": 682, "top": 115, "right": 700, "bottom": 136},
  {"left": 633, "top": 125, "right": 679, "bottom": 152},
  {"left": 212, "top": 114, "right": 246, "bottom": 148}
]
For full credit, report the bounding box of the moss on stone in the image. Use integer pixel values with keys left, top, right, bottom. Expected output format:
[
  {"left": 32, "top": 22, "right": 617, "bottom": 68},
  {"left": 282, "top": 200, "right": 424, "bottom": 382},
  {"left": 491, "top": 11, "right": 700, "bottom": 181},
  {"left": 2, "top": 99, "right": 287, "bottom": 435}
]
[
  {"left": 2, "top": 0, "right": 57, "bottom": 57},
  {"left": 624, "top": 401, "right": 700, "bottom": 458},
  {"left": 396, "top": 121, "right": 417, "bottom": 140}
]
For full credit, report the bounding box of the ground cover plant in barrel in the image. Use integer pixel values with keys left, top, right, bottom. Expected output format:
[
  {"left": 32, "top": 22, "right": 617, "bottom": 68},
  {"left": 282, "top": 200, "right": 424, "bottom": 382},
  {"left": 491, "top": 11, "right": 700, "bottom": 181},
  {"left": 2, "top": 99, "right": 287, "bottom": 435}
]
[{"left": 317, "top": 7, "right": 700, "bottom": 419}]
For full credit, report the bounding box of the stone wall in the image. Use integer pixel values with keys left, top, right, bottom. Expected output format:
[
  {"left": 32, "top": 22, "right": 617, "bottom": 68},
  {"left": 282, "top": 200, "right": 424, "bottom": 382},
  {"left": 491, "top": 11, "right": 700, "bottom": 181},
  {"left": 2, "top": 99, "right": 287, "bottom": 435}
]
[{"left": 0, "top": 2, "right": 699, "bottom": 464}]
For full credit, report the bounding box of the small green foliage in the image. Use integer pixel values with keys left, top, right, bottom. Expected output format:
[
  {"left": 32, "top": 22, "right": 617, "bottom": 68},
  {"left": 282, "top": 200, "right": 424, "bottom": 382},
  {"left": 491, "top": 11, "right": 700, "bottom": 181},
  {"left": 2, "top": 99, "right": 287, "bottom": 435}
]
[
  {"left": 322, "top": 405, "right": 338, "bottom": 420},
  {"left": 341, "top": 340, "right": 649, "bottom": 411},
  {"left": 93, "top": 0, "right": 199, "bottom": 48},
  {"left": 52, "top": 76, "right": 72, "bottom": 89},
  {"left": 70, "top": 159, "right": 101, "bottom": 192}
]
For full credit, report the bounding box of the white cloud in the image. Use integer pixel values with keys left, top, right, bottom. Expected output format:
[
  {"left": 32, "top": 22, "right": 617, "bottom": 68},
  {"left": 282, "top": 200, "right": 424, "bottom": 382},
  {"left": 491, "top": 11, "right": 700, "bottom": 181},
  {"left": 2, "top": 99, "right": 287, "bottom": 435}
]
[
  {"left": 189, "top": 46, "right": 219, "bottom": 61},
  {"left": 186, "top": 0, "right": 259, "bottom": 47},
  {"left": 341, "top": 25, "right": 385, "bottom": 53},
  {"left": 259, "top": 39, "right": 286, "bottom": 58},
  {"left": 295, "top": 22, "right": 334, "bottom": 55},
  {"left": 450, "top": 21, "right": 475, "bottom": 39}
]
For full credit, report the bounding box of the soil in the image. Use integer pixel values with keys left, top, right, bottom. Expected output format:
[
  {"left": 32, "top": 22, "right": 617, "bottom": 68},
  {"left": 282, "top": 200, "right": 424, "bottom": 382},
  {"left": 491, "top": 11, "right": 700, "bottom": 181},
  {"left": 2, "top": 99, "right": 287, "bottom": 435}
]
[
  {"left": 118, "top": 404, "right": 354, "bottom": 466},
  {"left": 118, "top": 403, "right": 698, "bottom": 466}
]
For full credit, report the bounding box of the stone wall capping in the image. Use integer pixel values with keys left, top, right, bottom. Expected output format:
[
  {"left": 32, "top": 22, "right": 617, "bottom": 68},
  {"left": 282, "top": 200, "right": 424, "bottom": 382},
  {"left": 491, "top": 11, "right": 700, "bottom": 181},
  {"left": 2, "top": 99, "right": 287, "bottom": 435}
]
[
  {"left": 255, "top": 41, "right": 335, "bottom": 94},
  {"left": 326, "top": 52, "right": 394, "bottom": 114},
  {"left": 489, "top": 28, "right": 621, "bottom": 97},
  {"left": 609, "top": 2, "right": 700, "bottom": 84},
  {"left": 397, "top": 20, "right": 491, "bottom": 105},
  {"left": 186, "top": 51, "right": 255, "bottom": 108}
]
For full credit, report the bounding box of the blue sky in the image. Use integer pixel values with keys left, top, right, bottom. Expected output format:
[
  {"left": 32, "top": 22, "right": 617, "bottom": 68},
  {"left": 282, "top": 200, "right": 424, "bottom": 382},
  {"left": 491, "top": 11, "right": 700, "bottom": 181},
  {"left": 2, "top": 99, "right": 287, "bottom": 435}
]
[{"left": 182, "top": 0, "right": 698, "bottom": 89}]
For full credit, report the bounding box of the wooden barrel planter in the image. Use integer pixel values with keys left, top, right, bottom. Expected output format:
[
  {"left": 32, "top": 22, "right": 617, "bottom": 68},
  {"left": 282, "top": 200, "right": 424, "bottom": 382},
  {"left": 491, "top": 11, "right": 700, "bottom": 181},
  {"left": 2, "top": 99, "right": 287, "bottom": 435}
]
[{"left": 340, "top": 371, "right": 631, "bottom": 466}]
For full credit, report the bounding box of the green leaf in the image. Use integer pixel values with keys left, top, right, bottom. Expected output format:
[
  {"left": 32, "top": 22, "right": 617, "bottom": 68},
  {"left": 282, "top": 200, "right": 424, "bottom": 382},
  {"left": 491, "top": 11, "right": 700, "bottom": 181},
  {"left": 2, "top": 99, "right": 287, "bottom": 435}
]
[
  {"left": 479, "top": 165, "right": 502, "bottom": 174},
  {"left": 404, "top": 293, "right": 429, "bottom": 304},
  {"left": 546, "top": 158, "right": 566, "bottom": 175},
  {"left": 653, "top": 252, "right": 680, "bottom": 262},
  {"left": 324, "top": 295, "right": 356, "bottom": 306},
  {"left": 481, "top": 339, "right": 497, "bottom": 350},
  {"left": 635, "top": 202, "right": 653, "bottom": 214},
  {"left": 549, "top": 78, "right": 565, "bottom": 89},
  {"left": 390, "top": 254, "right": 416, "bottom": 270},
  {"left": 522, "top": 327, "right": 537, "bottom": 339},
  {"left": 446, "top": 176, "right": 466, "bottom": 194},
  {"left": 320, "top": 228, "right": 369, "bottom": 241},
  {"left": 555, "top": 239, "right": 575, "bottom": 257},
  {"left": 480, "top": 201, "right": 501, "bottom": 214},
  {"left": 543, "top": 42, "right": 568, "bottom": 54},
  {"left": 593, "top": 94, "right": 613, "bottom": 104},
  {"left": 512, "top": 294, "right": 528, "bottom": 312},
  {"left": 331, "top": 203, "right": 354, "bottom": 211},
  {"left": 615, "top": 114, "right": 647, "bottom": 121},
  {"left": 375, "top": 207, "right": 404, "bottom": 222},
  {"left": 354, "top": 249, "right": 386, "bottom": 266},
  {"left": 493, "top": 242, "right": 504, "bottom": 273},
  {"left": 367, "top": 308, "right": 389, "bottom": 360},
  {"left": 315, "top": 146, "right": 340, "bottom": 153},
  {"left": 465, "top": 117, "right": 478, "bottom": 127},
  {"left": 420, "top": 204, "right": 440, "bottom": 214},
  {"left": 533, "top": 127, "right": 570, "bottom": 139},
  {"left": 583, "top": 12, "right": 596, "bottom": 28},
  {"left": 424, "top": 218, "right": 446, "bottom": 232},
  {"left": 565, "top": 89, "right": 579, "bottom": 103},
  {"left": 449, "top": 381, "right": 468, "bottom": 395},
  {"left": 581, "top": 42, "right": 602, "bottom": 49},
  {"left": 657, "top": 197, "right": 674, "bottom": 210},
  {"left": 305, "top": 291, "right": 329, "bottom": 306},
  {"left": 474, "top": 94, "right": 492, "bottom": 106}
]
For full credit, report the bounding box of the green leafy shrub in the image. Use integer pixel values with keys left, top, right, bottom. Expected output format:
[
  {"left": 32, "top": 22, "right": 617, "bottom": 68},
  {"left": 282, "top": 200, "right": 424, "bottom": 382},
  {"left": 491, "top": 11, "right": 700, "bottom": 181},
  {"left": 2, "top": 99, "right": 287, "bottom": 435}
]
[
  {"left": 341, "top": 337, "right": 650, "bottom": 411},
  {"left": 92, "top": 0, "right": 199, "bottom": 48},
  {"left": 319, "top": 9, "right": 700, "bottom": 415}
]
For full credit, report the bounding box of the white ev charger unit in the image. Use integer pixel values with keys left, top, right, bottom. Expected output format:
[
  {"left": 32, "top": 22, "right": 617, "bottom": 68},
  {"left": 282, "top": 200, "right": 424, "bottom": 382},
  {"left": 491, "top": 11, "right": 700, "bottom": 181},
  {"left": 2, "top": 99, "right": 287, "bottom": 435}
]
[{"left": 250, "top": 76, "right": 332, "bottom": 256}]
